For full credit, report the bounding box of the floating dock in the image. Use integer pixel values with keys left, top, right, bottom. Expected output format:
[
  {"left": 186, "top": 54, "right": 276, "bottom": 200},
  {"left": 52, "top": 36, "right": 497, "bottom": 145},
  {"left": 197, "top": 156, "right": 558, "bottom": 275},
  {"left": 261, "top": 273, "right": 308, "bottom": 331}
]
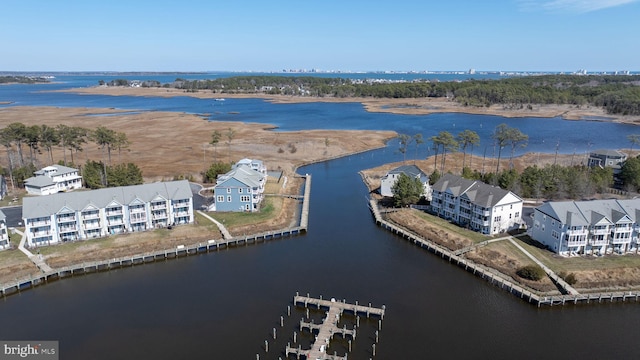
[{"left": 284, "top": 293, "right": 385, "bottom": 360}]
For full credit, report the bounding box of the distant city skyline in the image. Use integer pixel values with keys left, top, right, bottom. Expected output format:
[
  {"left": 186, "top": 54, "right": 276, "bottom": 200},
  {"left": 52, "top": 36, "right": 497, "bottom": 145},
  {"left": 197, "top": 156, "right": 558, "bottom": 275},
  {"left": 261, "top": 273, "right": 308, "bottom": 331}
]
[{"left": 2, "top": 0, "right": 639, "bottom": 72}]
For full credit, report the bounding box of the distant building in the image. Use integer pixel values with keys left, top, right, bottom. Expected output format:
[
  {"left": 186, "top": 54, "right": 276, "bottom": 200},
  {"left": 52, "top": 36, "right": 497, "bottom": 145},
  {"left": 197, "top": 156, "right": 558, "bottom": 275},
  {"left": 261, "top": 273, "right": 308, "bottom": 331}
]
[
  {"left": 430, "top": 174, "right": 523, "bottom": 235},
  {"left": 379, "top": 165, "right": 431, "bottom": 201},
  {"left": 22, "top": 180, "right": 193, "bottom": 247},
  {"left": 0, "top": 210, "right": 9, "bottom": 251},
  {"left": 587, "top": 149, "right": 627, "bottom": 174},
  {"left": 213, "top": 159, "right": 267, "bottom": 212},
  {"left": 24, "top": 165, "right": 83, "bottom": 196},
  {"left": 531, "top": 199, "right": 640, "bottom": 256}
]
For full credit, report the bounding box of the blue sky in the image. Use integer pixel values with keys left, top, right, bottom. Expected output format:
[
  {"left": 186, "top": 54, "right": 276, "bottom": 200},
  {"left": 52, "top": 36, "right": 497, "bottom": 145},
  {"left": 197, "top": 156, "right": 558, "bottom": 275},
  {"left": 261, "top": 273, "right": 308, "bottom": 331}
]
[{"left": 2, "top": 0, "right": 638, "bottom": 72}]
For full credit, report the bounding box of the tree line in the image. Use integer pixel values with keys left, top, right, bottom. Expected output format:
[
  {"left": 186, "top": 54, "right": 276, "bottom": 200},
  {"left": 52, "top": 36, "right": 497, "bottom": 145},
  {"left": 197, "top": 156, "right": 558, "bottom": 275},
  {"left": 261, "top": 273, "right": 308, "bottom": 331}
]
[
  {"left": 0, "top": 122, "right": 136, "bottom": 188},
  {"left": 395, "top": 124, "right": 640, "bottom": 202},
  {"left": 104, "top": 74, "right": 640, "bottom": 116}
]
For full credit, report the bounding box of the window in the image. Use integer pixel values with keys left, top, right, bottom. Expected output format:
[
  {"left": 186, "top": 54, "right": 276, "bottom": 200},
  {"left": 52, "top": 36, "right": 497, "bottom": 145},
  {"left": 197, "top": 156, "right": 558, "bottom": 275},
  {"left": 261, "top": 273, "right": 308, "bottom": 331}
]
[
  {"left": 217, "top": 195, "right": 224, "bottom": 202},
  {"left": 227, "top": 196, "right": 232, "bottom": 202},
  {"left": 510, "top": 204, "right": 513, "bottom": 209},
  {"left": 241, "top": 195, "right": 250, "bottom": 202},
  {"left": 515, "top": 212, "right": 520, "bottom": 218},
  {"left": 509, "top": 214, "right": 512, "bottom": 219},
  {"left": 245, "top": 204, "right": 250, "bottom": 210},
  {"left": 494, "top": 216, "right": 501, "bottom": 222},
  {"left": 238, "top": 188, "right": 243, "bottom": 194},
  {"left": 226, "top": 188, "right": 231, "bottom": 194}
]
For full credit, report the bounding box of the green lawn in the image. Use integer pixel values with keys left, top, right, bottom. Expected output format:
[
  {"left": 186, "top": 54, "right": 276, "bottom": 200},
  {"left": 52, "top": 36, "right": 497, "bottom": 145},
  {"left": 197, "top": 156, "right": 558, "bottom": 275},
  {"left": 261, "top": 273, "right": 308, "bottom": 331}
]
[
  {"left": 205, "top": 197, "right": 280, "bottom": 228},
  {"left": 411, "top": 210, "right": 493, "bottom": 243}
]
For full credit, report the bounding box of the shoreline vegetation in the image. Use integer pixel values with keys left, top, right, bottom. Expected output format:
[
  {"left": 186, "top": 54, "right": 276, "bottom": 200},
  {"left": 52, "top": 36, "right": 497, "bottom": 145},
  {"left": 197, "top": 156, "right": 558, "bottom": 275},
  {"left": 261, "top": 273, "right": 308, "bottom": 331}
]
[
  {"left": 63, "top": 85, "right": 640, "bottom": 125},
  {"left": 1, "top": 79, "right": 639, "bottom": 297}
]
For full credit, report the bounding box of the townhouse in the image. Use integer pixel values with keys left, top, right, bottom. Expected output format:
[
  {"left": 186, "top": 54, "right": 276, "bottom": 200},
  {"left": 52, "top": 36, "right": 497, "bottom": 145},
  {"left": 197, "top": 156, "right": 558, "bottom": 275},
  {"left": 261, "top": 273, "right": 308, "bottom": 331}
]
[
  {"left": 531, "top": 198, "right": 640, "bottom": 255},
  {"left": 430, "top": 174, "right": 523, "bottom": 235},
  {"left": 22, "top": 180, "right": 193, "bottom": 247}
]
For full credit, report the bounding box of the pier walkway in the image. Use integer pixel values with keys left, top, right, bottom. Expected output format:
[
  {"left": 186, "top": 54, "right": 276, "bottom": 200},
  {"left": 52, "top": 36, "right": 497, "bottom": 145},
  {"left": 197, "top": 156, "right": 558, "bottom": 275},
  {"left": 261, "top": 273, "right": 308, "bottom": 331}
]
[
  {"left": 196, "top": 210, "right": 232, "bottom": 240},
  {"left": 286, "top": 294, "right": 384, "bottom": 360}
]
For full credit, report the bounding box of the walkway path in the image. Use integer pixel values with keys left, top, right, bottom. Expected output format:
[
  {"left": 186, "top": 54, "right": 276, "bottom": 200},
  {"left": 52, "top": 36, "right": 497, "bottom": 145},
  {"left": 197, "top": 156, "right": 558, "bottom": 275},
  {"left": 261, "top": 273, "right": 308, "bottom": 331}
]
[
  {"left": 13, "top": 228, "right": 53, "bottom": 273},
  {"left": 508, "top": 238, "right": 580, "bottom": 295},
  {"left": 196, "top": 210, "right": 232, "bottom": 240}
]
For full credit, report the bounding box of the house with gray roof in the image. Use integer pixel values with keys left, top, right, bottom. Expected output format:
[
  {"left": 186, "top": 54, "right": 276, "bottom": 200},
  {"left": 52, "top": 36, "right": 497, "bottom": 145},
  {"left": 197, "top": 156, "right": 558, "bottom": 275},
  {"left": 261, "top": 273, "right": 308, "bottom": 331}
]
[
  {"left": 24, "top": 164, "right": 83, "bottom": 196},
  {"left": 380, "top": 165, "right": 432, "bottom": 201},
  {"left": 430, "top": 174, "right": 523, "bottom": 235},
  {"left": 0, "top": 210, "right": 8, "bottom": 251},
  {"left": 213, "top": 159, "right": 267, "bottom": 212},
  {"left": 587, "top": 149, "right": 627, "bottom": 174},
  {"left": 531, "top": 198, "right": 640, "bottom": 255},
  {"left": 22, "top": 180, "right": 193, "bottom": 247}
]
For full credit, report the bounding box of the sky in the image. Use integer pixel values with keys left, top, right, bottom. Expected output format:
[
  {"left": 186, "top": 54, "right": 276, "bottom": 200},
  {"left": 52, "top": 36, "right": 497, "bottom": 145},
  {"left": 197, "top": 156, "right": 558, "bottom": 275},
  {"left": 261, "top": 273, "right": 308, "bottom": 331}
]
[{"left": 2, "top": 0, "right": 639, "bottom": 72}]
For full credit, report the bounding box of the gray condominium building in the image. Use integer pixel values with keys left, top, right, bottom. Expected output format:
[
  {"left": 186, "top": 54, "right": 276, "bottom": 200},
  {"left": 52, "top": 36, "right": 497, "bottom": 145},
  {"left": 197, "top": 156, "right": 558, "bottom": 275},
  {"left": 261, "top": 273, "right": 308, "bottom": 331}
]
[{"left": 22, "top": 180, "right": 194, "bottom": 247}]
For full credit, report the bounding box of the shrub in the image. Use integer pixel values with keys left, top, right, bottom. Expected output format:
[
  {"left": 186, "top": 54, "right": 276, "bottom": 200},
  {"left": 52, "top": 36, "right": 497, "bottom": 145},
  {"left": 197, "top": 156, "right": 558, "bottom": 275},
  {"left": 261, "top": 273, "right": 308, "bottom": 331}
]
[
  {"left": 560, "top": 271, "right": 577, "bottom": 285},
  {"left": 516, "top": 265, "right": 545, "bottom": 281}
]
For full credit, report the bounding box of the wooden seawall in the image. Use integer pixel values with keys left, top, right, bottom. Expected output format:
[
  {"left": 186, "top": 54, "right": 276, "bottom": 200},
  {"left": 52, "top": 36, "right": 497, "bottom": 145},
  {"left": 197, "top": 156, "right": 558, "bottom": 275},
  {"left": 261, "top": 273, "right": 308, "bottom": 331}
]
[
  {"left": 369, "top": 199, "right": 640, "bottom": 307},
  {"left": 1, "top": 175, "right": 312, "bottom": 298}
]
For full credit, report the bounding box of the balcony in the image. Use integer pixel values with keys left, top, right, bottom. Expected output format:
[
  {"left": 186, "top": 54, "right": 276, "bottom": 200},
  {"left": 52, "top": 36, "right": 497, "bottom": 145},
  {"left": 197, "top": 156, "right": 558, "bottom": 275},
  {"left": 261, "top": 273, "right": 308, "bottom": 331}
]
[
  {"left": 57, "top": 216, "right": 76, "bottom": 223},
  {"left": 32, "top": 230, "right": 51, "bottom": 237},
  {"left": 108, "top": 218, "right": 124, "bottom": 226},
  {"left": 152, "top": 213, "right": 168, "bottom": 220},
  {"left": 29, "top": 220, "right": 51, "bottom": 227},
  {"left": 566, "top": 239, "right": 588, "bottom": 247},
  {"left": 129, "top": 207, "right": 146, "bottom": 214},
  {"left": 106, "top": 209, "right": 123, "bottom": 216},
  {"left": 130, "top": 217, "right": 147, "bottom": 224},
  {"left": 84, "top": 221, "right": 101, "bottom": 230},
  {"left": 151, "top": 204, "right": 167, "bottom": 210},
  {"left": 591, "top": 228, "right": 608, "bottom": 236},
  {"left": 82, "top": 212, "right": 100, "bottom": 220},
  {"left": 566, "top": 229, "right": 588, "bottom": 236},
  {"left": 59, "top": 226, "right": 77, "bottom": 233}
]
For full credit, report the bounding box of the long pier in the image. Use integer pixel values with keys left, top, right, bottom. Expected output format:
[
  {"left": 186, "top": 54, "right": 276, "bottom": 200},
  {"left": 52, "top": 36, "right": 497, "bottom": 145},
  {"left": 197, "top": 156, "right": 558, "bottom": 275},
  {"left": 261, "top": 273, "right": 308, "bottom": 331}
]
[
  {"left": 369, "top": 199, "right": 640, "bottom": 307},
  {"left": 0, "top": 175, "right": 312, "bottom": 298},
  {"left": 285, "top": 294, "right": 384, "bottom": 360}
]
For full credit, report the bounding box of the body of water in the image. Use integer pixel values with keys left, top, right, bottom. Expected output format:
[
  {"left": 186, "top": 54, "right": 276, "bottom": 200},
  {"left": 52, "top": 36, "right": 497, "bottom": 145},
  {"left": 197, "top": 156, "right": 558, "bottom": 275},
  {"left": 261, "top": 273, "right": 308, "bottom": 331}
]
[{"left": 1, "top": 75, "right": 639, "bottom": 359}]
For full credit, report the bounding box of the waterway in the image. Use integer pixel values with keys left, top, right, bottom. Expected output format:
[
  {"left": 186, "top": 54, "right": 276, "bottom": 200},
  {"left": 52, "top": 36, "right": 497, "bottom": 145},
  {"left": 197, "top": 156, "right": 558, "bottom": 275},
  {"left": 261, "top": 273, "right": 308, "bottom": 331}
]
[{"left": 1, "top": 75, "right": 640, "bottom": 359}]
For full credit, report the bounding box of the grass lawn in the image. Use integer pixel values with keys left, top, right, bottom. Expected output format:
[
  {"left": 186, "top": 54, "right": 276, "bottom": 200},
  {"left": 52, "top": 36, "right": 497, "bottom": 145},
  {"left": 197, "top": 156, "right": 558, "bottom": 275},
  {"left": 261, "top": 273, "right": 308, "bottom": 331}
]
[
  {"left": 205, "top": 197, "right": 281, "bottom": 228},
  {"left": 483, "top": 240, "right": 537, "bottom": 266},
  {"left": 411, "top": 210, "right": 493, "bottom": 243},
  {"left": 0, "top": 248, "right": 31, "bottom": 265},
  {"left": 514, "top": 236, "right": 640, "bottom": 273}
]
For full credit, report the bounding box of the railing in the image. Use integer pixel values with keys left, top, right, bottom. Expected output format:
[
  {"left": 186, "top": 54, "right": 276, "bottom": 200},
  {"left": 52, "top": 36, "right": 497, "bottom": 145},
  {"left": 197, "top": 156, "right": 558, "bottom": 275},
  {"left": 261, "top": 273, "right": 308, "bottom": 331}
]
[
  {"left": 28, "top": 221, "right": 51, "bottom": 227},
  {"left": 57, "top": 216, "right": 76, "bottom": 223},
  {"left": 82, "top": 213, "right": 100, "bottom": 220},
  {"left": 105, "top": 210, "right": 123, "bottom": 216}
]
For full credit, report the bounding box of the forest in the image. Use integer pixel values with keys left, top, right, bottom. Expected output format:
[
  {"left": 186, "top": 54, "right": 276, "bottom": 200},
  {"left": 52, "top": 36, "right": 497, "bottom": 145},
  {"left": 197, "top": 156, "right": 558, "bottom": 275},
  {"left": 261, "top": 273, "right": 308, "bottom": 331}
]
[{"left": 121, "top": 74, "right": 640, "bottom": 116}]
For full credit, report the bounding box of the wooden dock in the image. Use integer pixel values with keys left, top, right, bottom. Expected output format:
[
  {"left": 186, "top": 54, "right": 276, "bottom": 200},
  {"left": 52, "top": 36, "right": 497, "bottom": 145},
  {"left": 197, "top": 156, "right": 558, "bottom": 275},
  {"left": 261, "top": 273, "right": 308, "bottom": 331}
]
[
  {"left": 285, "top": 293, "right": 384, "bottom": 360},
  {"left": 0, "top": 176, "right": 312, "bottom": 298},
  {"left": 369, "top": 199, "right": 640, "bottom": 307}
]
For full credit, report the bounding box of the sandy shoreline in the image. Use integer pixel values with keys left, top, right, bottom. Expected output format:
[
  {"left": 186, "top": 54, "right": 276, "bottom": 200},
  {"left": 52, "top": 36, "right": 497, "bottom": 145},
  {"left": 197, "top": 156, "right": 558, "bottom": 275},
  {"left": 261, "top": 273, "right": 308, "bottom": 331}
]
[{"left": 62, "top": 86, "right": 640, "bottom": 125}]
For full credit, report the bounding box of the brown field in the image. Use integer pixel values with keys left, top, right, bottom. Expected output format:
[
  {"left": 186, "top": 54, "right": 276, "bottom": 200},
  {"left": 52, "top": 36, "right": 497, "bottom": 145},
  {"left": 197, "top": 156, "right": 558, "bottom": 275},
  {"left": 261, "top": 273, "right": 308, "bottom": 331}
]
[{"left": 0, "top": 106, "right": 395, "bottom": 182}]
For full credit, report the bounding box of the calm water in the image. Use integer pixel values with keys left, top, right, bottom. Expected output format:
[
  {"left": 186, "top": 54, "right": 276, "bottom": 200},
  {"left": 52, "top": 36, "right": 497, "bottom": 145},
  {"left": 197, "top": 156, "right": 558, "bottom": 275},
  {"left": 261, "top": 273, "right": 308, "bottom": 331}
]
[{"left": 1, "top": 76, "right": 640, "bottom": 359}]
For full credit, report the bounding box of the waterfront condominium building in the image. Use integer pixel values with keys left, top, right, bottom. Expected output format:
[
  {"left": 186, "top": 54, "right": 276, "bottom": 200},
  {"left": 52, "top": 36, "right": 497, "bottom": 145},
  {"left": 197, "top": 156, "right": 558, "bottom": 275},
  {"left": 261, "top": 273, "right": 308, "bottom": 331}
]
[
  {"left": 22, "top": 180, "right": 194, "bottom": 247},
  {"left": 430, "top": 174, "right": 524, "bottom": 235},
  {"left": 379, "top": 165, "right": 432, "bottom": 201},
  {"left": 531, "top": 198, "right": 640, "bottom": 256}
]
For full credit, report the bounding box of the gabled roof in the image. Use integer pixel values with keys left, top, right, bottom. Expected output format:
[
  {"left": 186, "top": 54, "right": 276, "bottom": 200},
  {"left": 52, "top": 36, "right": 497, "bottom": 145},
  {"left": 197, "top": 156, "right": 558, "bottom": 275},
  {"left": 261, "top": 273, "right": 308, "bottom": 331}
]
[
  {"left": 589, "top": 149, "right": 627, "bottom": 158},
  {"left": 216, "top": 164, "right": 264, "bottom": 188},
  {"left": 432, "top": 174, "right": 519, "bottom": 208},
  {"left": 432, "top": 174, "right": 476, "bottom": 197},
  {"left": 22, "top": 180, "right": 192, "bottom": 219},
  {"left": 24, "top": 176, "right": 56, "bottom": 188},
  {"left": 387, "top": 165, "right": 427, "bottom": 179},
  {"left": 535, "top": 198, "right": 640, "bottom": 227}
]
